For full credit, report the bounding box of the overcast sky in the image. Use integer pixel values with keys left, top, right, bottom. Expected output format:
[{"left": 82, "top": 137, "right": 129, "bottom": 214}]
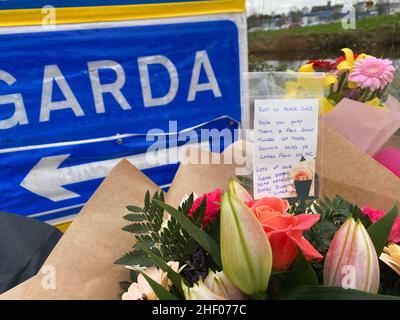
[
  {"left": 247, "top": 0, "right": 341, "bottom": 14},
  {"left": 246, "top": 0, "right": 397, "bottom": 14}
]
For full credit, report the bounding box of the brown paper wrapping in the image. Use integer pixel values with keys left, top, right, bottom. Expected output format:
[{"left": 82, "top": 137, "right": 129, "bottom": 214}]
[
  {"left": 317, "top": 123, "right": 400, "bottom": 212},
  {"left": 1, "top": 160, "right": 159, "bottom": 300},
  {"left": 166, "top": 148, "right": 238, "bottom": 206},
  {"left": 1, "top": 148, "right": 238, "bottom": 300}
]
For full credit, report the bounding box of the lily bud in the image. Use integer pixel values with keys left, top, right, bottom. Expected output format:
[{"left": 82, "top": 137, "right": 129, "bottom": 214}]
[
  {"left": 220, "top": 191, "right": 272, "bottom": 296},
  {"left": 183, "top": 271, "right": 246, "bottom": 300},
  {"left": 324, "top": 217, "right": 380, "bottom": 293},
  {"left": 228, "top": 178, "right": 253, "bottom": 203}
]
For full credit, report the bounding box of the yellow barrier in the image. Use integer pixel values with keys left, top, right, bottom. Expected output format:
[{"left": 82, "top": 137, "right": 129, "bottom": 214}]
[{"left": 0, "top": 0, "right": 245, "bottom": 27}]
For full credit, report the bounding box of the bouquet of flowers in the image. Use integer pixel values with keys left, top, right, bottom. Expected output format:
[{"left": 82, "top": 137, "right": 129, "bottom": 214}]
[
  {"left": 117, "top": 178, "right": 400, "bottom": 300},
  {"left": 297, "top": 48, "right": 400, "bottom": 185},
  {"left": 299, "top": 48, "right": 397, "bottom": 114}
]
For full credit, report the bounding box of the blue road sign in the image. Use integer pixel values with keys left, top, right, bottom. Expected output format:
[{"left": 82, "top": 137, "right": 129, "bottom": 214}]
[{"left": 0, "top": 18, "right": 244, "bottom": 224}]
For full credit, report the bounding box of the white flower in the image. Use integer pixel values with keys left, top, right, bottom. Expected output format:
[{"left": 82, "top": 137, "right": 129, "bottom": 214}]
[
  {"left": 122, "top": 261, "right": 184, "bottom": 300},
  {"left": 183, "top": 270, "right": 246, "bottom": 300}
]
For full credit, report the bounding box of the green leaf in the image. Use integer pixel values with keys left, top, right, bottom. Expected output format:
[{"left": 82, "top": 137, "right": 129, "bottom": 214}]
[
  {"left": 191, "top": 197, "right": 206, "bottom": 227},
  {"left": 122, "top": 223, "right": 151, "bottom": 234},
  {"left": 119, "top": 281, "right": 131, "bottom": 292},
  {"left": 114, "top": 249, "right": 153, "bottom": 267},
  {"left": 153, "top": 200, "right": 222, "bottom": 268},
  {"left": 368, "top": 202, "right": 398, "bottom": 255},
  {"left": 275, "top": 285, "right": 400, "bottom": 300},
  {"left": 180, "top": 193, "right": 194, "bottom": 216},
  {"left": 139, "top": 271, "right": 178, "bottom": 300},
  {"left": 144, "top": 191, "right": 151, "bottom": 212},
  {"left": 206, "top": 216, "right": 220, "bottom": 244},
  {"left": 282, "top": 251, "right": 319, "bottom": 288},
  {"left": 129, "top": 270, "right": 138, "bottom": 282},
  {"left": 138, "top": 244, "right": 187, "bottom": 297},
  {"left": 126, "top": 205, "right": 143, "bottom": 213},
  {"left": 123, "top": 213, "right": 146, "bottom": 222}
]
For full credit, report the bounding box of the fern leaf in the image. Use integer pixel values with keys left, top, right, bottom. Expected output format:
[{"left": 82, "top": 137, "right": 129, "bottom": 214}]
[
  {"left": 122, "top": 223, "right": 151, "bottom": 234},
  {"left": 126, "top": 205, "right": 143, "bottom": 213},
  {"left": 114, "top": 250, "right": 153, "bottom": 267},
  {"left": 144, "top": 191, "right": 151, "bottom": 212},
  {"left": 123, "top": 213, "right": 146, "bottom": 222}
]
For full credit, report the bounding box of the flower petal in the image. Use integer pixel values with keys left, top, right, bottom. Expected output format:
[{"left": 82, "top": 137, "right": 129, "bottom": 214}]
[
  {"left": 341, "top": 48, "right": 355, "bottom": 64},
  {"left": 251, "top": 197, "right": 290, "bottom": 214},
  {"left": 299, "top": 63, "right": 315, "bottom": 72},
  {"left": 323, "top": 74, "right": 338, "bottom": 88},
  {"left": 292, "top": 214, "right": 320, "bottom": 231},
  {"left": 268, "top": 232, "right": 298, "bottom": 270},
  {"left": 288, "top": 231, "right": 323, "bottom": 262}
]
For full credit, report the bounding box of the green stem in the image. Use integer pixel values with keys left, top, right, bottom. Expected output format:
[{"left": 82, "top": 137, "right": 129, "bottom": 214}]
[
  {"left": 359, "top": 88, "right": 370, "bottom": 102},
  {"left": 336, "top": 72, "right": 346, "bottom": 94}
]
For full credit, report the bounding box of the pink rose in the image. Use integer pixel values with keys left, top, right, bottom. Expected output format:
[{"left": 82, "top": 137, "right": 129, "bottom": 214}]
[{"left": 362, "top": 206, "right": 400, "bottom": 243}]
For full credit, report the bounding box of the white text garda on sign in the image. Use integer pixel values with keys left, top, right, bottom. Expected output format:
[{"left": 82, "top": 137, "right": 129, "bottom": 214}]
[{"left": 0, "top": 50, "right": 222, "bottom": 130}]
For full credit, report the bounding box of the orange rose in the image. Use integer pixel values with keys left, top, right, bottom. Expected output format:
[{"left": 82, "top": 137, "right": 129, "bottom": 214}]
[{"left": 250, "top": 197, "right": 323, "bottom": 270}]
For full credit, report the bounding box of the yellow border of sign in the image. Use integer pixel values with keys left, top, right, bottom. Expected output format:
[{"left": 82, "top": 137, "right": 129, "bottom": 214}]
[
  {"left": 55, "top": 221, "right": 72, "bottom": 233},
  {"left": 0, "top": 0, "right": 245, "bottom": 27}
]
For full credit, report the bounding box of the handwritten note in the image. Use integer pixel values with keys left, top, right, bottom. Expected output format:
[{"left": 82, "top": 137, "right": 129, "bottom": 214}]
[{"left": 253, "top": 99, "right": 319, "bottom": 199}]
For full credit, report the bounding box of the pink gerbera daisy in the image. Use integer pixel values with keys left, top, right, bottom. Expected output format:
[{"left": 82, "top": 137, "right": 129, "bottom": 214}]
[{"left": 349, "top": 56, "right": 396, "bottom": 91}]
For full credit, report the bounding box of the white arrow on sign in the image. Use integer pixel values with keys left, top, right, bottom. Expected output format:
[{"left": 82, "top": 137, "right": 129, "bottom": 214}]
[{"left": 20, "top": 142, "right": 210, "bottom": 202}]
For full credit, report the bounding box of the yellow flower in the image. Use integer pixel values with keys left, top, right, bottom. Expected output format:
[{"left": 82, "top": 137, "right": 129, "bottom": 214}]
[
  {"left": 298, "top": 63, "right": 315, "bottom": 73},
  {"left": 320, "top": 97, "right": 334, "bottom": 115},
  {"left": 365, "top": 97, "right": 382, "bottom": 108},
  {"left": 380, "top": 243, "right": 400, "bottom": 276},
  {"left": 122, "top": 261, "right": 184, "bottom": 300},
  {"left": 299, "top": 62, "right": 337, "bottom": 89},
  {"left": 323, "top": 74, "right": 338, "bottom": 88},
  {"left": 337, "top": 48, "right": 369, "bottom": 72}
]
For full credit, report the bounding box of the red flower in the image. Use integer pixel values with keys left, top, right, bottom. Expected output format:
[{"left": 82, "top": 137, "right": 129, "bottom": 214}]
[
  {"left": 308, "top": 60, "right": 335, "bottom": 72},
  {"left": 189, "top": 189, "right": 222, "bottom": 228},
  {"left": 361, "top": 206, "right": 400, "bottom": 243},
  {"left": 334, "top": 53, "right": 359, "bottom": 68}
]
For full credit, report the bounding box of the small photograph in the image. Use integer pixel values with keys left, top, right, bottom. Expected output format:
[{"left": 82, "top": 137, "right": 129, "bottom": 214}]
[{"left": 287, "top": 158, "right": 316, "bottom": 197}]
